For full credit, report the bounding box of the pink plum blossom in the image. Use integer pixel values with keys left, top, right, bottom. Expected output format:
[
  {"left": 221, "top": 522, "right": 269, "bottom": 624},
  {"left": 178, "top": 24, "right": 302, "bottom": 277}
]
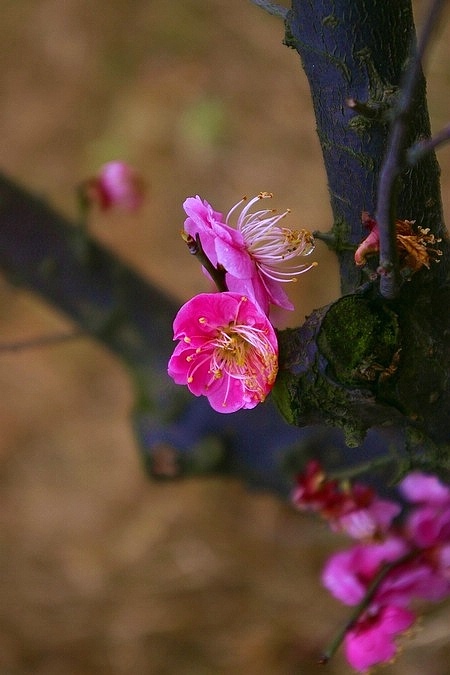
[
  {"left": 183, "top": 193, "right": 316, "bottom": 315},
  {"left": 354, "top": 212, "right": 380, "bottom": 266},
  {"left": 88, "top": 161, "right": 145, "bottom": 211},
  {"left": 167, "top": 292, "right": 278, "bottom": 413},
  {"left": 344, "top": 605, "right": 415, "bottom": 672},
  {"left": 323, "top": 538, "right": 449, "bottom": 609}
]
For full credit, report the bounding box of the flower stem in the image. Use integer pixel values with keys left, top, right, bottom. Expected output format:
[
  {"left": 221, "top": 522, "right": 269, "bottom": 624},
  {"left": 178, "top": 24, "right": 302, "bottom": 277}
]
[{"left": 182, "top": 232, "right": 228, "bottom": 292}]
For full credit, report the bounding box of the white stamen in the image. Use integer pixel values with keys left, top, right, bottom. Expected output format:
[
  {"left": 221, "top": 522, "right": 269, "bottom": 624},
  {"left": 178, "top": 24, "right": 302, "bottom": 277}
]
[{"left": 226, "top": 193, "right": 316, "bottom": 284}]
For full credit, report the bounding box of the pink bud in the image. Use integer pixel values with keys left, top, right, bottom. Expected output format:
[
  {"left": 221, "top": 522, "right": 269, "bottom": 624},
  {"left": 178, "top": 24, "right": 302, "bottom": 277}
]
[{"left": 89, "top": 161, "right": 145, "bottom": 212}]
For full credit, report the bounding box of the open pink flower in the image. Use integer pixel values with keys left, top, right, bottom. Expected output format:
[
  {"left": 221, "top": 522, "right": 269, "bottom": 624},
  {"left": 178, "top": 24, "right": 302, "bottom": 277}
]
[
  {"left": 345, "top": 605, "right": 415, "bottom": 672},
  {"left": 168, "top": 292, "right": 278, "bottom": 413},
  {"left": 87, "top": 161, "right": 145, "bottom": 211},
  {"left": 183, "top": 193, "right": 316, "bottom": 315}
]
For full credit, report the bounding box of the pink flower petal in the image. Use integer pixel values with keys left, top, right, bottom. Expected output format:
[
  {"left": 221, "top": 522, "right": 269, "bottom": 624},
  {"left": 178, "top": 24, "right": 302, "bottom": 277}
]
[
  {"left": 345, "top": 605, "right": 415, "bottom": 672},
  {"left": 400, "top": 472, "right": 450, "bottom": 506}
]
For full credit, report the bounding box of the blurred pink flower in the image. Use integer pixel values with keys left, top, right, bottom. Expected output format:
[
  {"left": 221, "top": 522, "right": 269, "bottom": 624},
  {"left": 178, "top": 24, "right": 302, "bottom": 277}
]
[
  {"left": 406, "top": 504, "right": 450, "bottom": 549},
  {"left": 292, "top": 460, "right": 400, "bottom": 539},
  {"left": 323, "top": 538, "right": 448, "bottom": 671},
  {"left": 400, "top": 471, "right": 450, "bottom": 506},
  {"left": 168, "top": 292, "right": 278, "bottom": 413},
  {"left": 344, "top": 605, "right": 415, "bottom": 672},
  {"left": 399, "top": 473, "right": 450, "bottom": 552},
  {"left": 89, "top": 161, "right": 145, "bottom": 211},
  {"left": 183, "top": 193, "right": 316, "bottom": 315},
  {"left": 335, "top": 493, "right": 401, "bottom": 540},
  {"left": 291, "top": 460, "right": 341, "bottom": 512}
]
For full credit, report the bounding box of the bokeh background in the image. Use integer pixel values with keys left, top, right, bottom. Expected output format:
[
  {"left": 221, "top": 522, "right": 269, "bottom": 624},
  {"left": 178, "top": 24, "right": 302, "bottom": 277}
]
[{"left": 1, "top": 1, "right": 449, "bottom": 673}]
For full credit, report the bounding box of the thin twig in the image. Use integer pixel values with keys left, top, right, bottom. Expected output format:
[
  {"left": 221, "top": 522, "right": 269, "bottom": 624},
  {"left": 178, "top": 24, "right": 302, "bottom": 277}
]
[
  {"left": 0, "top": 328, "right": 86, "bottom": 353},
  {"left": 407, "top": 123, "right": 450, "bottom": 166},
  {"left": 248, "top": 0, "right": 289, "bottom": 19},
  {"left": 376, "top": 0, "right": 447, "bottom": 299},
  {"left": 326, "top": 454, "right": 397, "bottom": 482}
]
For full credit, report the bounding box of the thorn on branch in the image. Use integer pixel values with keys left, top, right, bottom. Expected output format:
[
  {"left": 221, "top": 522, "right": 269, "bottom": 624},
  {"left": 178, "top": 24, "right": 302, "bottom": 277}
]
[{"left": 346, "top": 97, "right": 382, "bottom": 120}]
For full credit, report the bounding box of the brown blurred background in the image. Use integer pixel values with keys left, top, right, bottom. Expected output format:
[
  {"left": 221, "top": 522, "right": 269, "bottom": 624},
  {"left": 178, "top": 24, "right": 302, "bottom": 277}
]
[{"left": 0, "top": 1, "right": 449, "bottom": 673}]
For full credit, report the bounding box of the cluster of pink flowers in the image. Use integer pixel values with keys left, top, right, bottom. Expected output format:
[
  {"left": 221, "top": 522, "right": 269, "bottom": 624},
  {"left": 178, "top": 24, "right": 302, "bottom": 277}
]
[
  {"left": 168, "top": 193, "right": 316, "bottom": 412},
  {"left": 293, "top": 461, "right": 450, "bottom": 672}
]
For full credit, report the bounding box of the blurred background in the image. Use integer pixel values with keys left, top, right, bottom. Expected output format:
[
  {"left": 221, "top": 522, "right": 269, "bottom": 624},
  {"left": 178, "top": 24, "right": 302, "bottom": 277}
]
[{"left": 0, "top": 1, "right": 449, "bottom": 673}]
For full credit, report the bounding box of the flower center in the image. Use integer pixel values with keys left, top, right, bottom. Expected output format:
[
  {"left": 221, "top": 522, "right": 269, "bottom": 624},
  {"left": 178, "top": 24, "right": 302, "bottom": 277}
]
[
  {"left": 185, "top": 312, "right": 277, "bottom": 407},
  {"left": 210, "top": 322, "right": 278, "bottom": 393}
]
